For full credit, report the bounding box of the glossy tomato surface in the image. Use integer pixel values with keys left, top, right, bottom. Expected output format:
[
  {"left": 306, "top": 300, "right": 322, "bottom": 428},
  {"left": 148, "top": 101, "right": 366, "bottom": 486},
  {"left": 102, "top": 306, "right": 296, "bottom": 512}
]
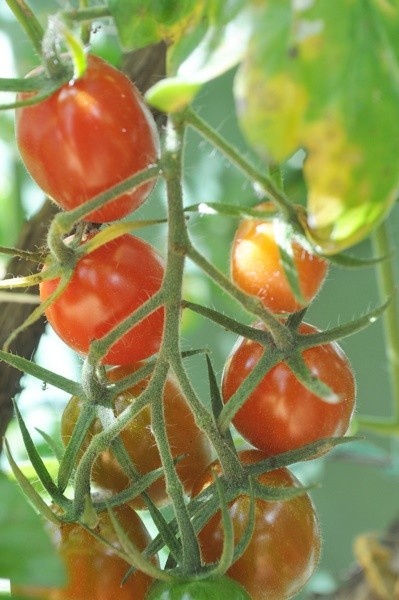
[
  {"left": 222, "top": 322, "right": 356, "bottom": 456},
  {"left": 61, "top": 363, "right": 212, "bottom": 509},
  {"left": 192, "top": 450, "right": 321, "bottom": 600},
  {"left": 11, "top": 504, "right": 155, "bottom": 600},
  {"left": 231, "top": 204, "right": 328, "bottom": 313},
  {"left": 16, "top": 54, "right": 159, "bottom": 223},
  {"left": 39, "top": 234, "right": 165, "bottom": 365},
  {"left": 146, "top": 576, "right": 251, "bottom": 599}
]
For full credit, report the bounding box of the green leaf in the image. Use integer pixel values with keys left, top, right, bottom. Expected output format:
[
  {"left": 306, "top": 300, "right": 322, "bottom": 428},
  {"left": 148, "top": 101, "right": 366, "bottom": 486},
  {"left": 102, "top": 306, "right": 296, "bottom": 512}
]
[
  {"left": 0, "top": 472, "right": 65, "bottom": 587},
  {"left": 146, "top": 1, "right": 252, "bottom": 112},
  {"left": 108, "top": 0, "right": 204, "bottom": 50},
  {"left": 235, "top": 0, "right": 399, "bottom": 253}
]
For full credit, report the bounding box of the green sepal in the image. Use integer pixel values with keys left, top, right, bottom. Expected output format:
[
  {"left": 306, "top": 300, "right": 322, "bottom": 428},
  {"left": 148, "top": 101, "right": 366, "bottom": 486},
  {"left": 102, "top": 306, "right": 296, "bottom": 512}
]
[
  {"left": 57, "top": 401, "right": 96, "bottom": 493},
  {"left": 298, "top": 300, "right": 389, "bottom": 348},
  {"left": 0, "top": 349, "right": 82, "bottom": 397},
  {"left": 106, "top": 503, "right": 170, "bottom": 580},
  {"left": 232, "top": 475, "right": 255, "bottom": 563},
  {"left": 209, "top": 468, "right": 235, "bottom": 575},
  {"left": 273, "top": 218, "right": 306, "bottom": 306},
  {"left": 285, "top": 352, "right": 339, "bottom": 404},
  {"left": 12, "top": 402, "right": 65, "bottom": 503},
  {"left": 245, "top": 436, "right": 361, "bottom": 477},
  {"left": 206, "top": 354, "right": 238, "bottom": 457}
]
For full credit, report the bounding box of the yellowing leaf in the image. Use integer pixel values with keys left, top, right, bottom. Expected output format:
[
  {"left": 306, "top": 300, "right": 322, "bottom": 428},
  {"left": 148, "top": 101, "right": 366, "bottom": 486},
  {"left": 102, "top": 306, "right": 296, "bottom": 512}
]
[{"left": 235, "top": 0, "right": 399, "bottom": 253}]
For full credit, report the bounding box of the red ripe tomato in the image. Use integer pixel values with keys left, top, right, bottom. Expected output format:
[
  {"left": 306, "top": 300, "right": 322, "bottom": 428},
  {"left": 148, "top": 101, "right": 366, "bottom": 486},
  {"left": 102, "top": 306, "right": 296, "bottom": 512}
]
[
  {"left": 222, "top": 322, "right": 356, "bottom": 456},
  {"left": 192, "top": 449, "right": 321, "bottom": 600},
  {"left": 39, "top": 234, "right": 164, "bottom": 365},
  {"left": 11, "top": 504, "right": 155, "bottom": 600},
  {"left": 231, "top": 203, "right": 328, "bottom": 313},
  {"left": 15, "top": 54, "right": 159, "bottom": 223},
  {"left": 61, "top": 363, "right": 213, "bottom": 509}
]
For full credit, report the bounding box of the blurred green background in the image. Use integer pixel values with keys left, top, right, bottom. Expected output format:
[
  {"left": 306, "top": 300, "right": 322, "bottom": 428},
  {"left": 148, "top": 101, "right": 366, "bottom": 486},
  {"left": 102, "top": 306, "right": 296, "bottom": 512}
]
[{"left": 1, "top": 1, "right": 398, "bottom": 597}]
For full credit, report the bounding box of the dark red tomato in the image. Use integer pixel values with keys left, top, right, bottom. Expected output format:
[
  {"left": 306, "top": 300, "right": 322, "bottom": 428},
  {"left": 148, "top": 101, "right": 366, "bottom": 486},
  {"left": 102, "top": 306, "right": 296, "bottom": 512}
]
[
  {"left": 222, "top": 322, "right": 356, "bottom": 456},
  {"left": 11, "top": 504, "right": 155, "bottom": 600},
  {"left": 231, "top": 203, "right": 328, "bottom": 313},
  {"left": 146, "top": 576, "right": 251, "bottom": 599},
  {"left": 61, "top": 363, "right": 213, "bottom": 509},
  {"left": 192, "top": 450, "right": 321, "bottom": 600},
  {"left": 39, "top": 234, "right": 164, "bottom": 365},
  {"left": 16, "top": 54, "right": 159, "bottom": 223}
]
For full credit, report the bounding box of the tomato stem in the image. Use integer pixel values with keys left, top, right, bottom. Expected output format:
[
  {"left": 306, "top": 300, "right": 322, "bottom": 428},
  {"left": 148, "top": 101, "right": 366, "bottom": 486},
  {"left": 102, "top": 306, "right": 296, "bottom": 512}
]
[
  {"left": 5, "top": 0, "right": 44, "bottom": 57},
  {"left": 155, "top": 112, "right": 203, "bottom": 574},
  {"left": 185, "top": 109, "right": 300, "bottom": 227},
  {"left": 370, "top": 220, "right": 399, "bottom": 424}
]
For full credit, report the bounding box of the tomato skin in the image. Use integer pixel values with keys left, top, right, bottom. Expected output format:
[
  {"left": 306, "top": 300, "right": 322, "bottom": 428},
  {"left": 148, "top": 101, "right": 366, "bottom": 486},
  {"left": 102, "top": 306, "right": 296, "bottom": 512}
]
[
  {"left": 61, "top": 363, "right": 213, "bottom": 509},
  {"left": 192, "top": 450, "right": 321, "bottom": 600},
  {"left": 16, "top": 54, "right": 159, "bottom": 223},
  {"left": 11, "top": 505, "right": 154, "bottom": 600},
  {"left": 146, "top": 576, "right": 251, "bottom": 599},
  {"left": 222, "top": 322, "right": 356, "bottom": 456},
  {"left": 231, "top": 205, "right": 328, "bottom": 313},
  {"left": 39, "top": 234, "right": 165, "bottom": 365}
]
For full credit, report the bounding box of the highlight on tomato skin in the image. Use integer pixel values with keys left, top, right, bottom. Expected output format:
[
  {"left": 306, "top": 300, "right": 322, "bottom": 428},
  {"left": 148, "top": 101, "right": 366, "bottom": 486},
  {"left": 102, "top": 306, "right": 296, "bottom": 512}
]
[
  {"left": 222, "top": 321, "right": 356, "bottom": 458},
  {"left": 39, "top": 233, "right": 165, "bottom": 365},
  {"left": 15, "top": 54, "right": 160, "bottom": 223},
  {"left": 230, "top": 203, "right": 328, "bottom": 314},
  {"left": 60, "top": 362, "right": 213, "bottom": 510},
  {"left": 191, "top": 449, "right": 321, "bottom": 600},
  {"left": 11, "top": 504, "right": 156, "bottom": 600}
]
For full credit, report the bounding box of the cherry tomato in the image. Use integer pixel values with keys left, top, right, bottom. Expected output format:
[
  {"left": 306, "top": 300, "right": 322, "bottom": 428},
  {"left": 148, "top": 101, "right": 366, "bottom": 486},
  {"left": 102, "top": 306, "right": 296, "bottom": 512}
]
[
  {"left": 222, "top": 322, "right": 356, "bottom": 456},
  {"left": 146, "top": 576, "right": 251, "bottom": 599},
  {"left": 11, "top": 504, "right": 155, "bottom": 599},
  {"left": 39, "top": 234, "right": 165, "bottom": 365},
  {"left": 61, "top": 363, "right": 213, "bottom": 509},
  {"left": 231, "top": 203, "right": 328, "bottom": 313},
  {"left": 16, "top": 54, "right": 159, "bottom": 223},
  {"left": 192, "top": 449, "right": 321, "bottom": 600}
]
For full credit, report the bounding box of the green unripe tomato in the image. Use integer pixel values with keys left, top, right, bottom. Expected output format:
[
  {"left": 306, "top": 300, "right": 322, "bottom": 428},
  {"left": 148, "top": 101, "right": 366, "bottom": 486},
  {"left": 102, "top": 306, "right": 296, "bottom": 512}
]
[{"left": 146, "top": 576, "right": 251, "bottom": 599}]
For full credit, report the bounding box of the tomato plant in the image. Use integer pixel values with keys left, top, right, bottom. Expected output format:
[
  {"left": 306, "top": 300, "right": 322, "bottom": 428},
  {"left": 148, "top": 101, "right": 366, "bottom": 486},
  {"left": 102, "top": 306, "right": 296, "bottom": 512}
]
[
  {"left": 11, "top": 504, "right": 155, "bottom": 600},
  {"left": 39, "top": 234, "right": 165, "bottom": 365},
  {"left": 1, "top": 2, "right": 396, "bottom": 597},
  {"left": 146, "top": 576, "right": 251, "bottom": 599},
  {"left": 192, "top": 449, "right": 321, "bottom": 600},
  {"left": 61, "top": 363, "right": 212, "bottom": 509},
  {"left": 15, "top": 54, "right": 159, "bottom": 223},
  {"left": 230, "top": 203, "right": 328, "bottom": 314},
  {"left": 222, "top": 322, "right": 356, "bottom": 456}
]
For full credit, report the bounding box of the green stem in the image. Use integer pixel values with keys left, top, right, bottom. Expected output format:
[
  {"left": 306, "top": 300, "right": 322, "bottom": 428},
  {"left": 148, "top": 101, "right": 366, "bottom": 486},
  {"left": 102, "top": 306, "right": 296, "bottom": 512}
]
[
  {"left": 185, "top": 109, "right": 299, "bottom": 225},
  {"left": 5, "top": 0, "right": 44, "bottom": 56},
  {"left": 61, "top": 5, "right": 111, "bottom": 24},
  {"left": 156, "top": 113, "right": 202, "bottom": 574},
  {"left": 47, "top": 165, "right": 160, "bottom": 239},
  {"left": 371, "top": 220, "right": 399, "bottom": 424}
]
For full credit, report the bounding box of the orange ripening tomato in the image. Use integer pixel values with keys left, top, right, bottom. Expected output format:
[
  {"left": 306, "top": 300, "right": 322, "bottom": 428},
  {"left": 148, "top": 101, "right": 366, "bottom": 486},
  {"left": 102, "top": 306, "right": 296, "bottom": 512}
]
[
  {"left": 192, "top": 450, "right": 321, "bottom": 600},
  {"left": 39, "top": 234, "right": 165, "bottom": 365},
  {"left": 61, "top": 363, "right": 213, "bottom": 509},
  {"left": 222, "top": 322, "right": 356, "bottom": 457},
  {"left": 231, "top": 204, "right": 328, "bottom": 313},
  {"left": 15, "top": 54, "right": 159, "bottom": 223},
  {"left": 11, "top": 504, "right": 155, "bottom": 600}
]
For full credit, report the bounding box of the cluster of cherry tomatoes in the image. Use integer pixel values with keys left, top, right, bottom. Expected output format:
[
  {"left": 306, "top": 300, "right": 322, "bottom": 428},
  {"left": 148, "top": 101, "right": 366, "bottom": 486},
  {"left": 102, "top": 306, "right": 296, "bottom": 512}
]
[{"left": 11, "top": 53, "right": 356, "bottom": 600}]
